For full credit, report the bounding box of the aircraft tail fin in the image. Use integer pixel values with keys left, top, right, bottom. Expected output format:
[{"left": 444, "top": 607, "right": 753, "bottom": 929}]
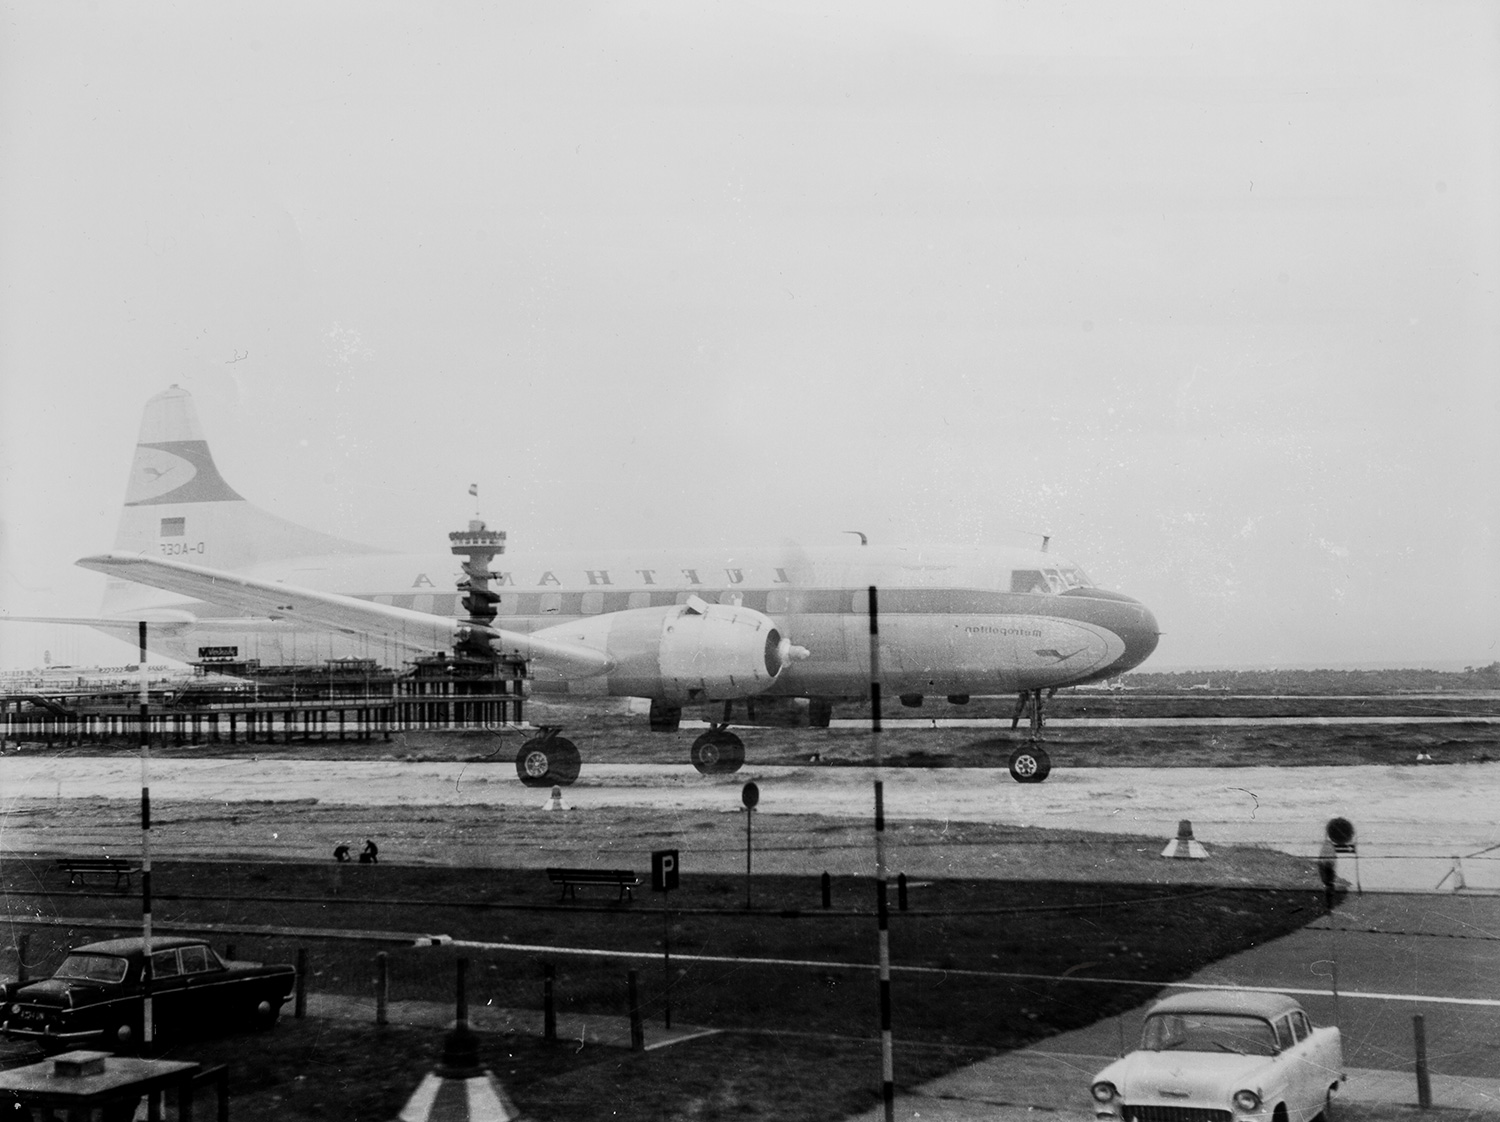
[{"left": 103, "top": 386, "right": 384, "bottom": 617}]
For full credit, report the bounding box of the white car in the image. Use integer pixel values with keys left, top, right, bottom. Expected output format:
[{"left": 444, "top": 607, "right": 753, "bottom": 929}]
[{"left": 1090, "top": 990, "right": 1344, "bottom": 1122}]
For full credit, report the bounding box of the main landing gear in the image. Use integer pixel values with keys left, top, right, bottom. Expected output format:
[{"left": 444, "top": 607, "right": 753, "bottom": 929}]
[
  {"left": 691, "top": 702, "right": 746, "bottom": 775},
  {"left": 1006, "top": 689, "right": 1054, "bottom": 783},
  {"left": 515, "top": 727, "right": 582, "bottom": 787}
]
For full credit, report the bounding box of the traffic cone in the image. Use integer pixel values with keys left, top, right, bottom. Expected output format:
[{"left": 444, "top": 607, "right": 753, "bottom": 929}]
[
  {"left": 1161, "top": 819, "right": 1209, "bottom": 859},
  {"left": 541, "top": 786, "right": 568, "bottom": 812}
]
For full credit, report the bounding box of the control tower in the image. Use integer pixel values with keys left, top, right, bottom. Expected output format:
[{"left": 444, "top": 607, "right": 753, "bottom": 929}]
[{"left": 405, "top": 519, "right": 526, "bottom": 727}]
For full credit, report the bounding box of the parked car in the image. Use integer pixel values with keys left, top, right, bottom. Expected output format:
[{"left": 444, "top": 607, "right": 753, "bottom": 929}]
[
  {"left": 1, "top": 936, "right": 295, "bottom": 1051},
  {"left": 1090, "top": 990, "right": 1344, "bottom": 1122}
]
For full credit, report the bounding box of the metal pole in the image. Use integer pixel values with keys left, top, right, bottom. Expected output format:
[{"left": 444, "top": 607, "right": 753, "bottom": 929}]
[
  {"left": 375, "top": 952, "right": 389, "bottom": 1026},
  {"left": 869, "top": 585, "right": 895, "bottom": 1122},
  {"left": 139, "top": 621, "right": 153, "bottom": 1051},
  {"left": 663, "top": 903, "right": 672, "bottom": 1030},
  {"left": 544, "top": 963, "right": 556, "bottom": 1042},
  {"left": 1414, "top": 1014, "right": 1432, "bottom": 1108},
  {"left": 627, "top": 970, "right": 644, "bottom": 1051},
  {"left": 745, "top": 805, "right": 753, "bottom": 909}
]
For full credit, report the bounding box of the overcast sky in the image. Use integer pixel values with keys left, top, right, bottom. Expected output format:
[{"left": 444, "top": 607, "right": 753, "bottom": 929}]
[{"left": 1, "top": 2, "right": 1496, "bottom": 671}]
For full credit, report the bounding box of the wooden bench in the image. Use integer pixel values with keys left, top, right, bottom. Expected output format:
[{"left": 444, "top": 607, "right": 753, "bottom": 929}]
[
  {"left": 545, "top": 867, "right": 640, "bottom": 902},
  {"left": 56, "top": 857, "right": 140, "bottom": 891}
]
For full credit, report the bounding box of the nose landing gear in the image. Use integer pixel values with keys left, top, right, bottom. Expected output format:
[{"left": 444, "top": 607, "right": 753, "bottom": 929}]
[
  {"left": 1007, "top": 689, "right": 1054, "bottom": 782},
  {"left": 1007, "top": 744, "right": 1051, "bottom": 783}
]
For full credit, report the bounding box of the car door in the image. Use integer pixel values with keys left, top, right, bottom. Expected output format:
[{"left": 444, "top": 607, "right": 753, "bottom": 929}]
[
  {"left": 1287, "top": 1011, "right": 1318, "bottom": 1120},
  {"left": 179, "top": 943, "right": 227, "bottom": 1024},
  {"left": 147, "top": 948, "right": 188, "bottom": 1037}
]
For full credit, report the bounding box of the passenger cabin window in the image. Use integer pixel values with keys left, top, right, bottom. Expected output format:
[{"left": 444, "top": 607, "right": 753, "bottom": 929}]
[
  {"left": 766, "top": 591, "right": 790, "bottom": 614},
  {"left": 581, "top": 591, "right": 604, "bottom": 614},
  {"left": 1291, "top": 1012, "right": 1310, "bottom": 1042},
  {"left": 179, "top": 945, "right": 220, "bottom": 974},
  {"left": 151, "top": 949, "right": 181, "bottom": 978},
  {"left": 1273, "top": 1016, "right": 1294, "bottom": 1051},
  {"left": 627, "top": 592, "right": 651, "bottom": 610},
  {"left": 540, "top": 592, "right": 562, "bottom": 614}
]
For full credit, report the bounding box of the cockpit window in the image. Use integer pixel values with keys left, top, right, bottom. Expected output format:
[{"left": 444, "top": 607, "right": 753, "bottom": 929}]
[
  {"left": 1011, "top": 570, "right": 1049, "bottom": 594},
  {"left": 1053, "top": 566, "right": 1093, "bottom": 590},
  {"left": 1011, "top": 567, "right": 1094, "bottom": 594}
]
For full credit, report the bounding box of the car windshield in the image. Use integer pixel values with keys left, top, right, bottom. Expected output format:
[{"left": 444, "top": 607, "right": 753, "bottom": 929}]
[
  {"left": 1142, "top": 1012, "right": 1279, "bottom": 1056},
  {"left": 53, "top": 954, "right": 129, "bottom": 984}
]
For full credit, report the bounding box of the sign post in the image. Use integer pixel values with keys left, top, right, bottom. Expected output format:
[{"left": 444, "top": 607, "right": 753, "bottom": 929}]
[
  {"left": 741, "top": 782, "right": 759, "bottom": 909},
  {"left": 651, "top": 849, "right": 679, "bottom": 1029}
]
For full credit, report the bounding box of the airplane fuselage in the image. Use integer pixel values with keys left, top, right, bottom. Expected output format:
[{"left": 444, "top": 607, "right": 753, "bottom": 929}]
[{"left": 110, "top": 543, "right": 1160, "bottom": 700}]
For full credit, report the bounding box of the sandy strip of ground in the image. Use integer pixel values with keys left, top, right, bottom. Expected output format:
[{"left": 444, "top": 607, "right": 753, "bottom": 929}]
[{"left": 1, "top": 757, "right": 1494, "bottom": 891}]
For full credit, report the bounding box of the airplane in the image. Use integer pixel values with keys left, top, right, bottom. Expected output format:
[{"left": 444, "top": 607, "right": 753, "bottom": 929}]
[{"left": 11, "top": 386, "right": 1160, "bottom": 784}]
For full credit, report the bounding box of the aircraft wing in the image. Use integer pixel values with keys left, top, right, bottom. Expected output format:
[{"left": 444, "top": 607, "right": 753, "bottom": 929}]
[{"left": 75, "top": 552, "right": 614, "bottom": 677}]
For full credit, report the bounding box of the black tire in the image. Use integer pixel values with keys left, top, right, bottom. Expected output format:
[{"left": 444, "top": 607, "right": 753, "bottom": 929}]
[
  {"left": 550, "top": 738, "right": 582, "bottom": 784},
  {"left": 1316, "top": 1087, "right": 1335, "bottom": 1122},
  {"left": 516, "top": 737, "right": 582, "bottom": 786},
  {"left": 110, "top": 1021, "right": 137, "bottom": 1054},
  {"left": 1008, "top": 745, "right": 1052, "bottom": 783},
  {"left": 690, "top": 730, "right": 746, "bottom": 774}
]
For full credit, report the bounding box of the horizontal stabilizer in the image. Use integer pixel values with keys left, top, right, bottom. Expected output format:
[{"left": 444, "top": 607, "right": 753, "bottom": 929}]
[
  {"left": 76, "top": 553, "right": 614, "bottom": 677},
  {"left": 2, "top": 610, "right": 197, "bottom": 629}
]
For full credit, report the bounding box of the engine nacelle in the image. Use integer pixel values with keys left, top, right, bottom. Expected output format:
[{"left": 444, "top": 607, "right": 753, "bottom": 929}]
[{"left": 529, "top": 595, "right": 807, "bottom": 701}]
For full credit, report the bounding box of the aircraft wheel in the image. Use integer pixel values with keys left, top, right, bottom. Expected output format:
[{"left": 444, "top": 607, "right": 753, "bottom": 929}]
[
  {"left": 517, "top": 737, "right": 581, "bottom": 787},
  {"left": 690, "top": 730, "right": 745, "bottom": 775},
  {"left": 1007, "top": 745, "right": 1051, "bottom": 784}
]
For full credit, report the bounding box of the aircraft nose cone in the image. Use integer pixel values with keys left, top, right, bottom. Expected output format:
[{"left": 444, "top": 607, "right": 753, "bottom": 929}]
[{"left": 1115, "top": 599, "right": 1160, "bottom": 672}]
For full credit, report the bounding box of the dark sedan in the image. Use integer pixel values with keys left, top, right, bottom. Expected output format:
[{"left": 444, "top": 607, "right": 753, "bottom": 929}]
[{"left": 1, "top": 936, "right": 295, "bottom": 1052}]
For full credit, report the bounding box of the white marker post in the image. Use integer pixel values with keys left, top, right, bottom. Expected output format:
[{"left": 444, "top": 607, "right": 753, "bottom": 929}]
[
  {"left": 138, "top": 622, "right": 153, "bottom": 1051},
  {"left": 868, "top": 586, "right": 894, "bottom": 1122}
]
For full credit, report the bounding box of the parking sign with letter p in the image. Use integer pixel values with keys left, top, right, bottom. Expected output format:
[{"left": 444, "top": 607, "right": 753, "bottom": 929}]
[{"left": 651, "top": 848, "right": 679, "bottom": 892}]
